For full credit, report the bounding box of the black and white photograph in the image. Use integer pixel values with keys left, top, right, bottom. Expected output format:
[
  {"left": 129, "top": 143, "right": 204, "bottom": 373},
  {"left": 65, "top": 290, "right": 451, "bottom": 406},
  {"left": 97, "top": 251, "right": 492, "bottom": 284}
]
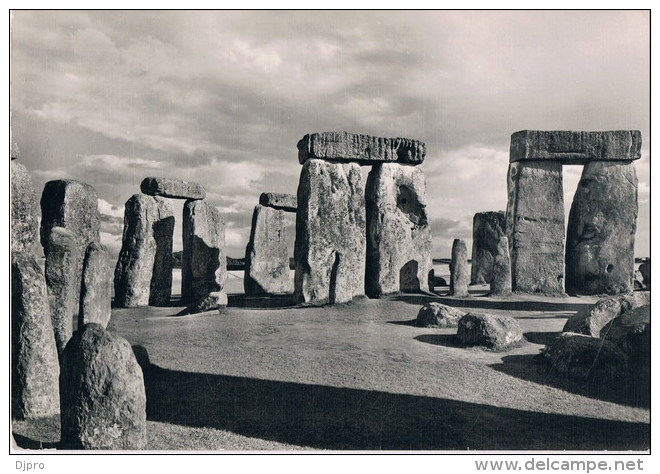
[{"left": 7, "top": 7, "right": 653, "bottom": 467}]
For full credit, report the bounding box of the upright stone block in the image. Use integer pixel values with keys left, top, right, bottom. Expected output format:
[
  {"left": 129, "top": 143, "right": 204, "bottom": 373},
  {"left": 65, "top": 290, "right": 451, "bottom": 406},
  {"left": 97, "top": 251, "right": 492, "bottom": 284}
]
[
  {"left": 114, "top": 194, "right": 175, "bottom": 307},
  {"left": 182, "top": 200, "right": 227, "bottom": 312},
  {"left": 44, "top": 227, "right": 79, "bottom": 355},
  {"left": 294, "top": 159, "right": 366, "bottom": 305},
  {"left": 298, "top": 131, "right": 426, "bottom": 165},
  {"left": 60, "top": 324, "right": 147, "bottom": 450},
  {"left": 79, "top": 242, "right": 112, "bottom": 329},
  {"left": 490, "top": 235, "right": 512, "bottom": 296},
  {"left": 40, "top": 180, "right": 100, "bottom": 306},
  {"left": 365, "top": 163, "right": 432, "bottom": 296},
  {"left": 140, "top": 177, "right": 206, "bottom": 200},
  {"left": 450, "top": 239, "right": 469, "bottom": 297},
  {"left": 10, "top": 161, "right": 39, "bottom": 253},
  {"left": 510, "top": 130, "right": 641, "bottom": 163},
  {"left": 244, "top": 205, "right": 292, "bottom": 295},
  {"left": 259, "top": 192, "right": 297, "bottom": 212},
  {"left": 506, "top": 161, "right": 565, "bottom": 295},
  {"left": 470, "top": 211, "right": 506, "bottom": 284},
  {"left": 566, "top": 161, "right": 638, "bottom": 295},
  {"left": 12, "top": 252, "right": 60, "bottom": 420}
]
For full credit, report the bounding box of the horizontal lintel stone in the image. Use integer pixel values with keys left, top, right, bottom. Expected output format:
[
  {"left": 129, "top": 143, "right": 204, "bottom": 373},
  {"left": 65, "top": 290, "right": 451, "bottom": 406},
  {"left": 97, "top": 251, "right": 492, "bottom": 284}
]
[
  {"left": 259, "top": 193, "right": 297, "bottom": 212},
  {"left": 140, "top": 177, "right": 206, "bottom": 200},
  {"left": 510, "top": 130, "right": 641, "bottom": 163},
  {"left": 298, "top": 131, "right": 426, "bottom": 165}
]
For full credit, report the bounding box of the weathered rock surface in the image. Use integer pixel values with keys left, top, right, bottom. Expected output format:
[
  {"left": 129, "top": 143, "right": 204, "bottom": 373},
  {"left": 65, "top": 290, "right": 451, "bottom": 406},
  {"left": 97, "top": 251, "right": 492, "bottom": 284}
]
[
  {"left": 565, "top": 161, "right": 638, "bottom": 295},
  {"left": 457, "top": 313, "right": 523, "bottom": 351},
  {"left": 114, "top": 194, "right": 175, "bottom": 307},
  {"left": 11, "top": 252, "right": 60, "bottom": 420},
  {"left": 365, "top": 164, "right": 432, "bottom": 297},
  {"left": 244, "top": 205, "right": 293, "bottom": 295},
  {"left": 450, "top": 239, "right": 469, "bottom": 297},
  {"left": 10, "top": 161, "right": 39, "bottom": 253},
  {"left": 490, "top": 235, "right": 512, "bottom": 295},
  {"left": 79, "top": 242, "right": 112, "bottom": 329},
  {"left": 563, "top": 291, "right": 650, "bottom": 337},
  {"left": 60, "top": 324, "right": 146, "bottom": 450},
  {"left": 259, "top": 192, "right": 297, "bottom": 212},
  {"left": 140, "top": 176, "right": 206, "bottom": 200},
  {"left": 298, "top": 131, "right": 426, "bottom": 165},
  {"left": 506, "top": 161, "right": 565, "bottom": 295},
  {"left": 44, "top": 227, "right": 79, "bottom": 355},
  {"left": 542, "top": 332, "right": 629, "bottom": 384},
  {"left": 639, "top": 261, "right": 650, "bottom": 288},
  {"left": 416, "top": 302, "right": 465, "bottom": 328},
  {"left": 294, "top": 159, "right": 366, "bottom": 305},
  {"left": 40, "top": 180, "right": 101, "bottom": 308},
  {"left": 470, "top": 211, "right": 506, "bottom": 284},
  {"left": 182, "top": 199, "right": 227, "bottom": 312},
  {"left": 510, "top": 130, "right": 642, "bottom": 163}
]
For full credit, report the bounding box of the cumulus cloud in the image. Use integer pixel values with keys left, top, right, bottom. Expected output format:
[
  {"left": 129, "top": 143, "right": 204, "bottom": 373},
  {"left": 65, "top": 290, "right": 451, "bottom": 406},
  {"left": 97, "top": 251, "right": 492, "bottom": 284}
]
[{"left": 11, "top": 11, "right": 650, "bottom": 259}]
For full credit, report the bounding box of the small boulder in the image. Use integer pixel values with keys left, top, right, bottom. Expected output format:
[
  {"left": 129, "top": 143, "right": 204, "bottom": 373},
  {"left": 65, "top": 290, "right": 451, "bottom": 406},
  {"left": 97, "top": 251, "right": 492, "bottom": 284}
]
[
  {"left": 457, "top": 313, "right": 523, "bottom": 350},
  {"left": 416, "top": 302, "right": 465, "bottom": 328},
  {"left": 60, "top": 324, "right": 147, "bottom": 450}
]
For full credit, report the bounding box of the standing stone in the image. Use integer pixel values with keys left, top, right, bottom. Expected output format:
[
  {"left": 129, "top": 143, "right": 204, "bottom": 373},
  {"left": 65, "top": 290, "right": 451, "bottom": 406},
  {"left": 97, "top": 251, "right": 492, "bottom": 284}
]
[
  {"left": 44, "top": 227, "right": 79, "bottom": 355},
  {"left": 639, "top": 260, "right": 650, "bottom": 288},
  {"left": 11, "top": 252, "right": 60, "bottom": 420},
  {"left": 244, "top": 205, "right": 292, "bottom": 295},
  {"left": 60, "top": 323, "right": 147, "bottom": 450},
  {"left": 114, "top": 194, "right": 175, "bottom": 307},
  {"left": 10, "top": 161, "right": 39, "bottom": 253},
  {"left": 565, "top": 161, "right": 638, "bottom": 295},
  {"left": 365, "top": 163, "right": 432, "bottom": 296},
  {"left": 140, "top": 177, "right": 206, "bottom": 200},
  {"left": 79, "top": 242, "right": 112, "bottom": 329},
  {"left": 450, "top": 239, "right": 469, "bottom": 297},
  {"left": 182, "top": 200, "right": 227, "bottom": 312},
  {"left": 490, "top": 235, "right": 512, "bottom": 296},
  {"left": 294, "top": 159, "right": 366, "bottom": 305},
  {"left": 506, "top": 161, "right": 565, "bottom": 295},
  {"left": 40, "top": 180, "right": 101, "bottom": 307},
  {"left": 470, "top": 211, "right": 506, "bottom": 284},
  {"left": 259, "top": 192, "right": 297, "bottom": 212},
  {"left": 298, "top": 131, "right": 426, "bottom": 165}
]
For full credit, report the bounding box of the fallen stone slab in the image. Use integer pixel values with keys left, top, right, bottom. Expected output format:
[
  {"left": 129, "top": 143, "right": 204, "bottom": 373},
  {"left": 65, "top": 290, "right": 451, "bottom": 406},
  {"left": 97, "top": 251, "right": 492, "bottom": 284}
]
[
  {"left": 259, "top": 192, "right": 297, "bottom": 212},
  {"left": 12, "top": 252, "right": 60, "bottom": 420},
  {"left": 294, "top": 159, "right": 366, "bottom": 305},
  {"left": 416, "top": 302, "right": 465, "bottom": 328},
  {"left": 565, "top": 161, "right": 638, "bottom": 295},
  {"left": 140, "top": 177, "right": 206, "bottom": 200},
  {"left": 79, "top": 242, "right": 112, "bottom": 329},
  {"left": 365, "top": 163, "right": 432, "bottom": 297},
  {"left": 298, "top": 131, "right": 426, "bottom": 165},
  {"left": 457, "top": 313, "right": 523, "bottom": 351},
  {"left": 10, "top": 161, "right": 39, "bottom": 253},
  {"left": 44, "top": 227, "right": 79, "bottom": 355},
  {"left": 510, "top": 130, "right": 642, "bottom": 163},
  {"left": 60, "top": 323, "right": 147, "bottom": 450},
  {"left": 563, "top": 291, "right": 650, "bottom": 337}
]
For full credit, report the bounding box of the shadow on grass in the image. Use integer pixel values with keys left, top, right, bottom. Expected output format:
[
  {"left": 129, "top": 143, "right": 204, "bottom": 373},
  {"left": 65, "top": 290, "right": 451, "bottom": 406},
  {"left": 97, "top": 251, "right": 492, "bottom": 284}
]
[
  {"left": 141, "top": 364, "right": 649, "bottom": 450},
  {"left": 228, "top": 293, "right": 298, "bottom": 310},
  {"left": 524, "top": 331, "right": 562, "bottom": 345},
  {"left": 387, "top": 319, "right": 418, "bottom": 326},
  {"left": 490, "top": 354, "right": 649, "bottom": 408},
  {"left": 414, "top": 334, "right": 463, "bottom": 348},
  {"left": 391, "top": 294, "right": 594, "bottom": 312}
]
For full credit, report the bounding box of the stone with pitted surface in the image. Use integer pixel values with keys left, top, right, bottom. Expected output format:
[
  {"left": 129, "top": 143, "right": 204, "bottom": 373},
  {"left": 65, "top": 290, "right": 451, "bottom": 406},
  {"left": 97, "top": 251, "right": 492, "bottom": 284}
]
[
  {"left": 140, "top": 177, "right": 206, "bottom": 200},
  {"left": 470, "top": 211, "right": 506, "bottom": 285},
  {"left": 79, "top": 242, "right": 112, "bottom": 329},
  {"left": 298, "top": 131, "right": 425, "bottom": 165},
  {"left": 10, "top": 161, "right": 39, "bottom": 253},
  {"left": 259, "top": 193, "right": 297, "bottom": 212}
]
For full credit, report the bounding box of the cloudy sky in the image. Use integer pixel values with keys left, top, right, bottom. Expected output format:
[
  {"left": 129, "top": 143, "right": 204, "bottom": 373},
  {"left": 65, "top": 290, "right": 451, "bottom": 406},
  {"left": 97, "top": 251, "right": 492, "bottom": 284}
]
[{"left": 10, "top": 10, "right": 650, "bottom": 259}]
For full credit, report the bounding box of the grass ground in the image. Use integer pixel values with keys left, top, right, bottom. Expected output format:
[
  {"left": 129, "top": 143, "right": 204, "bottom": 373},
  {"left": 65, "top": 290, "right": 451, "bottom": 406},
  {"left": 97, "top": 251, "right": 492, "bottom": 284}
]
[{"left": 12, "top": 278, "right": 650, "bottom": 452}]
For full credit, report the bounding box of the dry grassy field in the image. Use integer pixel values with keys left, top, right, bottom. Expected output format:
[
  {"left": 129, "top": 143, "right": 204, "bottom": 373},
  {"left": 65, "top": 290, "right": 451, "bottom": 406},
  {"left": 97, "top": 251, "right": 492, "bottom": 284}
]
[{"left": 12, "top": 270, "right": 650, "bottom": 452}]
